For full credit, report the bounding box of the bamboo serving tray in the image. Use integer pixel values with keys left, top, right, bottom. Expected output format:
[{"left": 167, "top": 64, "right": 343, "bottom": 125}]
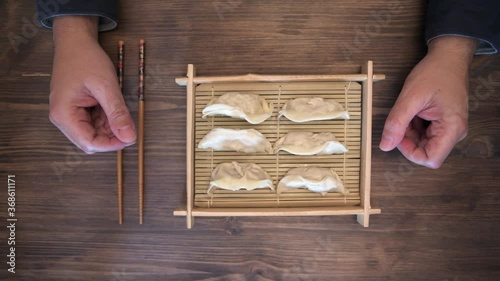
[{"left": 174, "top": 61, "right": 384, "bottom": 228}]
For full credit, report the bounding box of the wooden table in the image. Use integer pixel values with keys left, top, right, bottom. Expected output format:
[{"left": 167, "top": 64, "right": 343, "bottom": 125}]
[{"left": 1, "top": 1, "right": 499, "bottom": 280}]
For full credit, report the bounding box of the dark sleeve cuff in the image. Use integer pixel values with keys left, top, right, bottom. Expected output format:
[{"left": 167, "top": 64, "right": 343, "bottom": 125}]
[
  {"left": 425, "top": 0, "right": 500, "bottom": 55},
  {"left": 36, "top": 0, "right": 118, "bottom": 32}
]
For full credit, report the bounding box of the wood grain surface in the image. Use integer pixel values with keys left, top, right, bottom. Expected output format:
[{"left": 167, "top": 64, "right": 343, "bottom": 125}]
[{"left": 1, "top": 1, "right": 499, "bottom": 280}]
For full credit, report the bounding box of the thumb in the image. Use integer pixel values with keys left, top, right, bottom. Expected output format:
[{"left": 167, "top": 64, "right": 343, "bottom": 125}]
[
  {"left": 380, "top": 93, "right": 424, "bottom": 151},
  {"left": 88, "top": 80, "right": 137, "bottom": 144}
]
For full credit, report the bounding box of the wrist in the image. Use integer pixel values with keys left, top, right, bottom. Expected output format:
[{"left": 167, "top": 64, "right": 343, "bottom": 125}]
[
  {"left": 53, "top": 16, "right": 99, "bottom": 49},
  {"left": 427, "top": 36, "right": 477, "bottom": 68}
]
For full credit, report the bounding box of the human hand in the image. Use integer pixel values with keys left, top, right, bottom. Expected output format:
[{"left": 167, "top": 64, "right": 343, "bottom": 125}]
[
  {"left": 49, "top": 16, "right": 136, "bottom": 154},
  {"left": 379, "top": 36, "right": 476, "bottom": 169}
]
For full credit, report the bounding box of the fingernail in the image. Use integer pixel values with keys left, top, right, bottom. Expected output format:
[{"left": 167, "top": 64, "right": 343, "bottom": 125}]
[
  {"left": 118, "top": 125, "right": 137, "bottom": 143},
  {"left": 379, "top": 135, "right": 392, "bottom": 151}
]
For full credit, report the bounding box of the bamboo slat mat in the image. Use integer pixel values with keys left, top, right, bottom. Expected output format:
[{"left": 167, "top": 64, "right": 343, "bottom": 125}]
[{"left": 193, "top": 81, "right": 362, "bottom": 208}]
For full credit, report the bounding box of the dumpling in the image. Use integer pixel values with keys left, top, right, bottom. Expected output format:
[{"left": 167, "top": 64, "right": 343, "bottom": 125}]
[
  {"left": 279, "top": 97, "right": 349, "bottom": 122},
  {"left": 198, "top": 128, "right": 273, "bottom": 153},
  {"left": 202, "top": 92, "right": 273, "bottom": 124},
  {"left": 273, "top": 132, "right": 348, "bottom": 155},
  {"left": 277, "top": 167, "right": 348, "bottom": 196},
  {"left": 208, "top": 162, "right": 274, "bottom": 194}
]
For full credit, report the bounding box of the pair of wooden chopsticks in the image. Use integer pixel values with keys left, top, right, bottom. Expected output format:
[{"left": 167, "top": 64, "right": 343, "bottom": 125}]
[{"left": 117, "top": 39, "right": 146, "bottom": 225}]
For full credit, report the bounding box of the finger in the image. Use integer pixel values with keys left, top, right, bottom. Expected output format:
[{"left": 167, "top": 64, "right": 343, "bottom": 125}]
[
  {"left": 397, "top": 123, "right": 459, "bottom": 169},
  {"left": 86, "top": 78, "right": 137, "bottom": 144},
  {"left": 380, "top": 93, "right": 425, "bottom": 152},
  {"left": 73, "top": 118, "right": 130, "bottom": 153},
  {"left": 51, "top": 106, "right": 131, "bottom": 153}
]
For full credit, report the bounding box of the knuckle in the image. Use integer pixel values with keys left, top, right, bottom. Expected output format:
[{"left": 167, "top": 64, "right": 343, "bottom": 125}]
[
  {"left": 460, "top": 129, "right": 468, "bottom": 141},
  {"left": 458, "top": 119, "right": 468, "bottom": 131},
  {"left": 48, "top": 108, "right": 62, "bottom": 125},
  {"left": 385, "top": 118, "right": 403, "bottom": 132},
  {"left": 48, "top": 91, "right": 65, "bottom": 125},
  {"left": 456, "top": 119, "right": 468, "bottom": 141},
  {"left": 92, "top": 79, "right": 114, "bottom": 96},
  {"left": 109, "top": 106, "right": 128, "bottom": 121}
]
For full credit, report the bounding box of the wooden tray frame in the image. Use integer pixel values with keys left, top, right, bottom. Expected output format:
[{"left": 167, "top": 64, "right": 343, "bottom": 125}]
[{"left": 174, "top": 61, "right": 385, "bottom": 228}]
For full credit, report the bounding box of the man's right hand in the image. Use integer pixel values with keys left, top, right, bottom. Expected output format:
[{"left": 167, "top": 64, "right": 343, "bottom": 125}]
[
  {"left": 379, "top": 36, "right": 475, "bottom": 168},
  {"left": 49, "top": 16, "right": 136, "bottom": 154}
]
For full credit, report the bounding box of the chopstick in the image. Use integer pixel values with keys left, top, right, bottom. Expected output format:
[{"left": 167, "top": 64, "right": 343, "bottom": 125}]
[
  {"left": 138, "top": 39, "right": 145, "bottom": 224},
  {"left": 117, "top": 40, "right": 124, "bottom": 225}
]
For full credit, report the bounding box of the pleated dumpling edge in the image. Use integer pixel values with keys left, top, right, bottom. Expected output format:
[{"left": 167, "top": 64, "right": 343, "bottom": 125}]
[
  {"left": 198, "top": 128, "right": 273, "bottom": 154},
  {"left": 273, "top": 132, "right": 348, "bottom": 155},
  {"left": 279, "top": 97, "right": 349, "bottom": 122},
  {"left": 202, "top": 92, "right": 273, "bottom": 124},
  {"left": 277, "top": 166, "right": 348, "bottom": 196},
  {"left": 208, "top": 162, "right": 274, "bottom": 194}
]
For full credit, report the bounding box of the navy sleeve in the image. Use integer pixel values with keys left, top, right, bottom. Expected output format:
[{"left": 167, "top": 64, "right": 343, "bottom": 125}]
[
  {"left": 425, "top": 0, "right": 500, "bottom": 54},
  {"left": 36, "top": 0, "right": 118, "bottom": 32}
]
